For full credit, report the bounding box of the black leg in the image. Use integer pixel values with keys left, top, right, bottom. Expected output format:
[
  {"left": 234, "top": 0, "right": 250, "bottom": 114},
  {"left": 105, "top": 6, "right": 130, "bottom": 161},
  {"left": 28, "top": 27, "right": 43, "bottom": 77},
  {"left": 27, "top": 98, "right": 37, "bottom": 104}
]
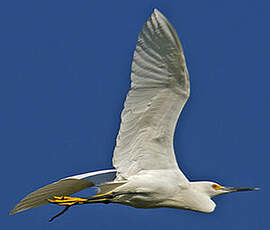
[{"left": 49, "top": 205, "right": 71, "bottom": 222}]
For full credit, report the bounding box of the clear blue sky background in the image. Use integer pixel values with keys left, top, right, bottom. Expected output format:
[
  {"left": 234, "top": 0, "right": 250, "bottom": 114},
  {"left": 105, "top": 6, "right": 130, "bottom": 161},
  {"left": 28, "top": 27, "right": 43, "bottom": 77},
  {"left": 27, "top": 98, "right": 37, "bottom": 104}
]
[{"left": 1, "top": 0, "right": 269, "bottom": 229}]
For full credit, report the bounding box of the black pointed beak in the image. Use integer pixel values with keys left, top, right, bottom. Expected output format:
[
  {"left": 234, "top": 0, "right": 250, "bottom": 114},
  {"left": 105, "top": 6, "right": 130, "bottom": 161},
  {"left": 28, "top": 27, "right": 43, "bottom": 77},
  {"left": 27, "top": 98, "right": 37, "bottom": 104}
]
[{"left": 222, "top": 187, "right": 260, "bottom": 193}]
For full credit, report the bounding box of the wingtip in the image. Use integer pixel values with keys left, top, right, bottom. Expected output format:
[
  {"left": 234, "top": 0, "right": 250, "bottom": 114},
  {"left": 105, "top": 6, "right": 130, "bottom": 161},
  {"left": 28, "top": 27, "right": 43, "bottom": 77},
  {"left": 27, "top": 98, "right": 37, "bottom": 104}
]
[
  {"left": 153, "top": 8, "right": 161, "bottom": 16},
  {"left": 9, "top": 204, "right": 18, "bottom": 215},
  {"left": 9, "top": 205, "right": 24, "bottom": 216},
  {"left": 152, "top": 8, "right": 168, "bottom": 22},
  {"left": 9, "top": 209, "right": 16, "bottom": 216}
]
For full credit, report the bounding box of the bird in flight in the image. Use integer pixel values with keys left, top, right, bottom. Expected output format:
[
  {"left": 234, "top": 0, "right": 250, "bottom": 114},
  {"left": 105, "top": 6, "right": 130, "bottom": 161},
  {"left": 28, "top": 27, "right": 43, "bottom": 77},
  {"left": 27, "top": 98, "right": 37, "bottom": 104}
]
[{"left": 10, "top": 9, "right": 258, "bottom": 222}]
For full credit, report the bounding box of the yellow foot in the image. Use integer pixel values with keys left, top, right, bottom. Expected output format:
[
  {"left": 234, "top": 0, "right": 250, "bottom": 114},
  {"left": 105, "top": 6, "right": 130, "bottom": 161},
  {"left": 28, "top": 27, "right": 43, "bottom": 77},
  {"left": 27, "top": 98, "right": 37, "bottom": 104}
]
[
  {"left": 48, "top": 192, "right": 115, "bottom": 222},
  {"left": 48, "top": 196, "right": 88, "bottom": 206}
]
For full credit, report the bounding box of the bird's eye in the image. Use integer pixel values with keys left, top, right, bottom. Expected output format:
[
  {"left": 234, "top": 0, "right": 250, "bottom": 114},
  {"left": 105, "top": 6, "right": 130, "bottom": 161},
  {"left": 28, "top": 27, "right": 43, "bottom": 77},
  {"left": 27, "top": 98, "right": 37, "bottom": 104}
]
[{"left": 212, "top": 184, "right": 223, "bottom": 190}]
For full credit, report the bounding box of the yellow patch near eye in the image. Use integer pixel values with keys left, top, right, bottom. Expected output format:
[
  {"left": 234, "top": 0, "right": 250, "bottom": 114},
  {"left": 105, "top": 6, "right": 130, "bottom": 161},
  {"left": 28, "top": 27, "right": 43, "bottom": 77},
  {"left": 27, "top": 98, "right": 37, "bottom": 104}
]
[{"left": 212, "top": 184, "right": 224, "bottom": 190}]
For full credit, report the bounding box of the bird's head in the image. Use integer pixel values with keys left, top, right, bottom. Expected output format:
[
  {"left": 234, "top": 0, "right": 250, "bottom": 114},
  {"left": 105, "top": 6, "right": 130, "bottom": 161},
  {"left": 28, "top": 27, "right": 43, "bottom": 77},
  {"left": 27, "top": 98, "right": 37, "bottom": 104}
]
[{"left": 192, "top": 181, "right": 259, "bottom": 198}]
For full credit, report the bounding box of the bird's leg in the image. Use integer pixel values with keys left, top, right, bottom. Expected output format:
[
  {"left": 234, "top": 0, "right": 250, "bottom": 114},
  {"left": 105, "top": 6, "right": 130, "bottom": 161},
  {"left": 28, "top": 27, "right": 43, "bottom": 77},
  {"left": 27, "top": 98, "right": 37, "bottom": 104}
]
[
  {"left": 47, "top": 192, "right": 116, "bottom": 222},
  {"left": 49, "top": 206, "right": 71, "bottom": 222},
  {"left": 48, "top": 192, "right": 140, "bottom": 221},
  {"left": 48, "top": 196, "right": 88, "bottom": 222},
  {"left": 85, "top": 191, "right": 115, "bottom": 203},
  {"left": 48, "top": 192, "right": 115, "bottom": 206}
]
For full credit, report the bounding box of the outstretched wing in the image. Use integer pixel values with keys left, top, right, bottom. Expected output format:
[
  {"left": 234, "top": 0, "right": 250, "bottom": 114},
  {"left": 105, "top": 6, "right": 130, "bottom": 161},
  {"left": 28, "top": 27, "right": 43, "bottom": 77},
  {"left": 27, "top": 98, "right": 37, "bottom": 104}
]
[
  {"left": 112, "top": 9, "right": 190, "bottom": 179},
  {"left": 10, "top": 169, "right": 116, "bottom": 215}
]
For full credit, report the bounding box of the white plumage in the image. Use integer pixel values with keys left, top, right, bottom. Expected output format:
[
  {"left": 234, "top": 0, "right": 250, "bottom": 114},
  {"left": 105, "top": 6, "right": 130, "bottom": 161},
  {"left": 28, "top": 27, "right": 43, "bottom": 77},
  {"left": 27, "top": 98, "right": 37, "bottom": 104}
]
[
  {"left": 113, "top": 9, "right": 189, "bottom": 180},
  {"left": 10, "top": 9, "right": 257, "bottom": 218}
]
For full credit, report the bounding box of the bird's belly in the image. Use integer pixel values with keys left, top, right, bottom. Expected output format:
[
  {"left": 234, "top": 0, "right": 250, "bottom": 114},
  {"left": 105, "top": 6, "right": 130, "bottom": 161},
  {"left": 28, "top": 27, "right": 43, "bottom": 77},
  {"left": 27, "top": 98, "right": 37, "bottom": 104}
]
[
  {"left": 111, "top": 171, "right": 182, "bottom": 208},
  {"left": 113, "top": 192, "right": 162, "bottom": 209}
]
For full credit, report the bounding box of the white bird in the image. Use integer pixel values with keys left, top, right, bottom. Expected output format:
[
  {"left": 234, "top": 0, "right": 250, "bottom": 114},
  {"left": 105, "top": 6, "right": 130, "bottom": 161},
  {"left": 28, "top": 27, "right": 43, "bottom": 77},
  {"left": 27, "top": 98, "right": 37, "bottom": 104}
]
[{"left": 10, "top": 9, "right": 258, "bottom": 221}]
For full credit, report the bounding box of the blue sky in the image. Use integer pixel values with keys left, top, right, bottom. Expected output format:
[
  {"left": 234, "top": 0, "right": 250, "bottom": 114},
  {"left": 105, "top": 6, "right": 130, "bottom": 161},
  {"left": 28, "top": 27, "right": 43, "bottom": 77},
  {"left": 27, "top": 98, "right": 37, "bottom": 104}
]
[{"left": 1, "top": 0, "right": 268, "bottom": 229}]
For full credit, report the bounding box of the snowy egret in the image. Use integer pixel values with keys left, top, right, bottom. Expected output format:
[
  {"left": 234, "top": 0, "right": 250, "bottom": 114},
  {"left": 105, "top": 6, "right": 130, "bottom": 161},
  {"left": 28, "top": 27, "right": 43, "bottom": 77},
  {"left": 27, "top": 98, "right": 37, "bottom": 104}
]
[{"left": 10, "top": 9, "right": 258, "bottom": 221}]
